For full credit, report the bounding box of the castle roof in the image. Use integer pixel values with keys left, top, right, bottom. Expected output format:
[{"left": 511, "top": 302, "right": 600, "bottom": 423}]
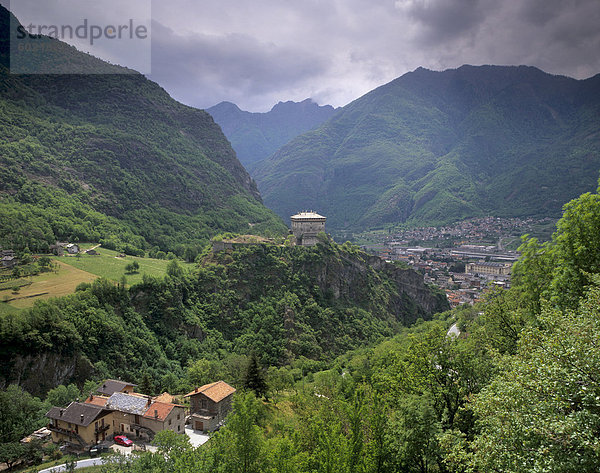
[{"left": 291, "top": 211, "right": 326, "bottom": 220}]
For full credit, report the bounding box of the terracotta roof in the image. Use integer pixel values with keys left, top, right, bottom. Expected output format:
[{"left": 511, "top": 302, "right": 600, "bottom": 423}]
[
  {"left": 143, "top": 401, "right": 176, "bottom": 422},
  {"left": 96, "top": 379, "right": 136, "bottom": 396},
  {"left": 184, "top": 380, "right": 236, "bottom": 403},
  {"left": 46, "top": 402, "right": 109, "bottom": 427},
  {"left": 154, "top": 392, "right": 175, "bottom": 404},
  {"left": 84, "top": 395, "right": 109, "bottom": 407}
]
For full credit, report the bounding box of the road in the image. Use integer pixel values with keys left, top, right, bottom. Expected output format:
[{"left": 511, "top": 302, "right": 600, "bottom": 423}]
[
  {"left": 39, "top": 457, "right": 107, "bottom": 473},
  {"left": 447, "top": 323, "right": 460, "bottom": 338}
]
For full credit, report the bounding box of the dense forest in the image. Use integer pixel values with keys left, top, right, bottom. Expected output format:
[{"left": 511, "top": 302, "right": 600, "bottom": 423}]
[
  {"left": 1, "top": 184, "right": 600, "bottom": 471},
  {"left": 0, "top": 5, "right": 286, "bottom": 257},
  {"left": 0, "top": 237, "right": 447, "bottom": 396},
  {"left": 85, "top": 183, "right": 600, "bottom": 472}
]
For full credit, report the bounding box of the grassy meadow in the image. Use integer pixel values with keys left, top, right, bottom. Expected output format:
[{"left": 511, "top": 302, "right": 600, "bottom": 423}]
[{"left": 0, "top": 246, "right": 190, "bottom": 311}]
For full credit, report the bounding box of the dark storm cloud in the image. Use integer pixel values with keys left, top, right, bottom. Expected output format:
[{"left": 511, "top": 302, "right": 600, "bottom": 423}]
[
  {"left": 148, "top": 21, "right": 331, "bottom": 111},
  {"left": 4, "top": 0, "right": 599, "bottom": 110},
  {"left": 394, "top": 0, "right": 493, "bottom": 44}
]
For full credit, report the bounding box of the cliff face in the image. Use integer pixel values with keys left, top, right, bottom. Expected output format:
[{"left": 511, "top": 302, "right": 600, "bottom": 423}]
[
  {"left": 208, "top": 240, "right": 449, "bottom": 327},
  {"left": 1, "top": 352, "right": 92, "bottom": 396}
]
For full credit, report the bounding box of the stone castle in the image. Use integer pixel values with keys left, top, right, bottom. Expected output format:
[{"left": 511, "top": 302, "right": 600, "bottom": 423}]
[{"left": 291, "top": 211, "right": 326, "bottom": 246}]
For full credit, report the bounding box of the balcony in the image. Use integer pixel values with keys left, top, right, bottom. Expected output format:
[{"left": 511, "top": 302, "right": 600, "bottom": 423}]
[
  {"left": 95, "top": 424, "right": 110, "bottom": 434},
  {"left": 48, "top": 424, "right": 86, "bottom": 446}
]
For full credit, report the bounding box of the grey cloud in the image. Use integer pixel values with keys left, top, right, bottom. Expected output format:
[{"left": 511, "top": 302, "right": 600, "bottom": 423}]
[{"left": 148, "top": 20, "right": 331, "bottom": 110}]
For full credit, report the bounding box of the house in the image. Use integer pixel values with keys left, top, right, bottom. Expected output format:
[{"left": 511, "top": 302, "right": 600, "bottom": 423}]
[
  {"left": 105, "top": 392, "right": 154, "bottom": 440},
  {"left": 142, "top": 400, "right": 186, "bottom": 436},
  {"left": 46, "top": 402, "right": 113, "bottom": 448},
  {"left": 101, "top": 392, "right": 185, "bottom": 441},
  {"left": 184, "top": 380, "right": 236, "bottom": 432},
  {"left": 95, "top": 379, "right": 137, "bottom": 397},
  {"left": 1, "top": 255, "right": 17, "bottom": 268},
  {"left": 65, "top": 243, "right": 79, "bottom": 254}
]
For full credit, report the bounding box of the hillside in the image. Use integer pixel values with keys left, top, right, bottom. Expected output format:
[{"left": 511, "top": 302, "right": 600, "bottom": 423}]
[
  {"left": 207, "top": 99, "right": 338, "bottom": 167},
  {"left": 254, "top": 65, "right": 600, "bottom": 230},
  {"left": 0, "top": 6, "right": 286, "bottom": 256},
  {"left": 0, "top": 240, "right": 448, "bottom": 395}
]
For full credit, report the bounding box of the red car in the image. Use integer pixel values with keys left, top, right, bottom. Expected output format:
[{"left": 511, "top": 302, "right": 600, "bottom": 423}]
[{"left": 114, "top": 435, "right": 133, "bottom": 447}]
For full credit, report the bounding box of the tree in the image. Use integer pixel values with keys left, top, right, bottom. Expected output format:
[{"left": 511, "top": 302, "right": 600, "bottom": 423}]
[
  {"left": 210, "top": 392, "right": 264, "bottom": 473},
  {"left": 0, "top": 442, "right": 25, "bottom": 469},
  {"left": 125, "top": 261, "right": 140, "bottom": 274},
  {"left": 471, "top": 282, "right": 600, "bottom": 472},
  {"left": 45, "top": 383, "right": 80, "bottom": 407},
  {"left": 139, "top": 372, "right": 155, "bottom": 396},
  {"left": 244, "top": 353, "right": 268, "bottom": 400},
  {"left": 386, "top": 395, "right": 442, "bottom": 473},
  {"left": 166, "top": 259, "right": 184, "bottom": 278}
]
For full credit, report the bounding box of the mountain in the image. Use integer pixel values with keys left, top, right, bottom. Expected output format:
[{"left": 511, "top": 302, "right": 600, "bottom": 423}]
[
  {"left": 0, "top": 6, "right": 286, "bottom": 255},
  {"left": 253, "top": 65, "right": 600, "bottom": 231},
  {"left": 207, "top": 99, "right": 338, "bottom": 168}
]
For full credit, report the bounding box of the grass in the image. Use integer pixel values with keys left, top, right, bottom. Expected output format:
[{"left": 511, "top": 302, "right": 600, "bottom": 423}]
[
  {"left": 56, "top": 247, "right": 188, "bottom": 285},
  {"left": 5, "top": 261, "right": 97, "bottom": 309},
  {"left": 0, "top": 246, "right": 190, "bottom": 311}
]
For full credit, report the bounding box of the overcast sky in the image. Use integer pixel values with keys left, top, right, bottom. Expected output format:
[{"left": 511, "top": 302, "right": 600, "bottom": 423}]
[{"left": 5, "top": 0, "right": 600, "bottom": 111}]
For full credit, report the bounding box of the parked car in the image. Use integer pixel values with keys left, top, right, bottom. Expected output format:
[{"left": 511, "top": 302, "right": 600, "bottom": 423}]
[
  {"left": 89, "top": 443, "right": 110, "bottom": 457},
  {"left": 114, "top": 435, "right": 133, "bottom": 447}
]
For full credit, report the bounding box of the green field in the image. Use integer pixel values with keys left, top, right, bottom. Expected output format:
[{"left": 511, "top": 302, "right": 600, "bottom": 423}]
[
  {"left": 0, "top": 246, "right": 189, "bottom": 311},
  {"left": 57, "top": 247, "right": 191, "bottom": 285}
]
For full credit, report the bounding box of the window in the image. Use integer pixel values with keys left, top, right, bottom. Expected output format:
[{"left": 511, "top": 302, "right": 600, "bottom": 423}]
[
  {"left": 178, "top": 425, "right": 181, "bottom": 431},
  {"left": 169, "top": 419, "right": 172, "bottom": 425},
  {"left": 177, "top": 414, "right": 180, "bottom": 420}
]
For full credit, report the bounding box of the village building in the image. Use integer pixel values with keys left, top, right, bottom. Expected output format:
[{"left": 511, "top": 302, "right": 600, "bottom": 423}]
[
  {"left": 290, "top": 211, "right": 326, "bottom": 246},
  {"left": 465, "top": 261, "right": 512, "bottom": 276},
  {"left": 65, "top": 243, "right": 79, "bottom": 254},
  {"left": 185, "top": 381, "right": 236, "bottom": 432},
  {"left": 1, "top": 255, "right": 16, "bottom": 268},
  {"left": 95, "top": 379, "right": 136, "bottom": 397},
  {"left": 103, "top": 391, "right": 185, "bottom": 440},
  {"left": 46, "top": 402, "right": 113, "bottom": 448}
]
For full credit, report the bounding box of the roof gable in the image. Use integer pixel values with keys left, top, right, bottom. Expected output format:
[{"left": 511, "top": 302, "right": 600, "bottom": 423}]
[
  {"left": 96, "top": 379, "right": 136, "bottom": 396},
  {"left": 184, "top": 380, "right": 236, "bottom": 403},
  {"left": 46, "top": 402, "right": 109, "bottom": 426},
  {"left": 143, "top": 401, "right": 181, "bottom": 421}
]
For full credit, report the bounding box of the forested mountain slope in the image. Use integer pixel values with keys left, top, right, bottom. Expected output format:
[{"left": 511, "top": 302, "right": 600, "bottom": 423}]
[
  {"left": 0, "top": 6, "right": 286, "bottom": 255},
  {"left": 207, "top": 99, "right": 338, "bottom": 167},
  {"left": 254, "top": 65, "right": 600, "bottom": 230}
]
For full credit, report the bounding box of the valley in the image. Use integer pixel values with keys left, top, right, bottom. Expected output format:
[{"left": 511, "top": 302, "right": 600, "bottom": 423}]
[{"left": 1, "top": 2, "right": 600, "bottom": 472}]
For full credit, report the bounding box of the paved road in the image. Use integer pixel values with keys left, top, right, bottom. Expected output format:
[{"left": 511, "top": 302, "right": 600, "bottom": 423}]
[
  {"left": 447, "top": 323, "right": 460, "bottom": 338},
  {"left": 39, "top": 457, "right": 108, "bottom": 473}
]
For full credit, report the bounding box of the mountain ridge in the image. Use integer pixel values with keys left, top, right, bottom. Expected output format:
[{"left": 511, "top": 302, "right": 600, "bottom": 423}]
[
  {"left": 253, "top": 65, "right": 600, "bottom": 230},
  {"left": 207, "top": 98, "right": 338, "bottom": 168}
]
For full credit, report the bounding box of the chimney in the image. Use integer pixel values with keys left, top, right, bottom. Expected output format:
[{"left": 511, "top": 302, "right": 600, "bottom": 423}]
[
  {"left": 195, "top": 387, "right": 198, "bottom": 393},
  {"left": 147, "top": 397, "right": 152, "bottom": 407},
  {"left": 80, "top": 414, "right": 84, "bottom": 422},
  {"left": 60, "top": 409, "right": 64, "bottom": 417},
  {"left": 90, "top": 393, "right": 94, "bottom": 400},
  {"left": 154, "top": 409, "right": 158, "bottom": 418}
]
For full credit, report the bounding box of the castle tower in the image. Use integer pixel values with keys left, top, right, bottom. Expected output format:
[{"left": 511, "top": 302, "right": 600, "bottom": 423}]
[{"left": 290, "top": 211, "right": 326, "bottom": 246}]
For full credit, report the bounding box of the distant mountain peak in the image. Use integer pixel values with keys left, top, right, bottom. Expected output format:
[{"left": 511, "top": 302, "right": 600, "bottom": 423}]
[{"left": 207, "top": 98, "right": 338, "bottom": 167}]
